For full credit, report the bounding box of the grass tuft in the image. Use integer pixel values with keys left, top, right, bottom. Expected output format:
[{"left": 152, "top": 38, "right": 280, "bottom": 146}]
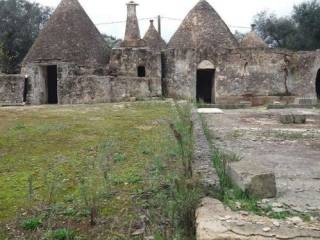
[
  {"left": 21, "top": 218, "right": 42, "bottom": 231},
  {"left": 45, "top": 228, "right": 76, "bottom": 240}
]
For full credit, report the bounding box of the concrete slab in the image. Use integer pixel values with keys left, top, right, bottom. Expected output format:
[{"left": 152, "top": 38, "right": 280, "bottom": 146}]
[{"left": 198, "top": 108, "right": 224, "bottom": 114}]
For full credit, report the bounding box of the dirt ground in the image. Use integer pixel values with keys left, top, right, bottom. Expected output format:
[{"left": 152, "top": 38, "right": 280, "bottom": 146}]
[{"left": 204, "top": 108, "right": 320, "bottom": 216}]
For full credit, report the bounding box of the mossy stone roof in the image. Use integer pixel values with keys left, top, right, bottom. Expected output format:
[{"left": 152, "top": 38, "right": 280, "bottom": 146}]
[
  {"left": 168, "top": 0, "right": 239, "bottom": 50},
  {"left": 143, "top": 20, "right": 166, "bottom": 50},
  {"left": 241, "top": 30, "right": 268, "bottom": 49},
  {"left": 23, "top": 0, "right": 109, "bottom": 66}
]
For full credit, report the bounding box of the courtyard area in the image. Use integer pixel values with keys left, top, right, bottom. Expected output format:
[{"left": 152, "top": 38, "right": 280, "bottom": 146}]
[{"left": 204, "top": 108, "right": 320, "bottom": 215}]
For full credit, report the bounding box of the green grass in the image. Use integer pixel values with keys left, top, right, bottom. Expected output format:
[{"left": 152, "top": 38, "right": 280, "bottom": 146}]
[{"left": 0, "top": 102, "right": 201, "bottom": 239}]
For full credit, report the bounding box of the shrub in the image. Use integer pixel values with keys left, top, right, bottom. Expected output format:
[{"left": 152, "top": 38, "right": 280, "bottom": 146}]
[{"left": 21, "top": 218, "right": 42, "bottom": 231}]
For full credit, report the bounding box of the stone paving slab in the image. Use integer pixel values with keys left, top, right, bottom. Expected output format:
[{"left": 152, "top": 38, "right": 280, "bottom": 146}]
[
  {"left": 197, "top": 108, "right": 224, "bottom": 114},
  {"left": 196, "top": 198, "right": 320, "bottom": 240},
  {"left": 203, "top": 108, "right": 320, "bottom": 215}
]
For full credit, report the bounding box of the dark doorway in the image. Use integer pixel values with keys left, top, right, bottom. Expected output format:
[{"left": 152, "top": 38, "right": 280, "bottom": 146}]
[
  {"left": 316, "top": 69, "right": 320, "bottom": 100},
  {"left": 196, "top": 69, "right": 215, "bottom": 103},
  {"left": 23, "top": 77, "right": 28, "bottom": 103},
  {"left": 137, "top": 66, "right": 146, "bottom": 77},
  {"left": 47, "top": 65, "right": 58, "bottom": 104}
]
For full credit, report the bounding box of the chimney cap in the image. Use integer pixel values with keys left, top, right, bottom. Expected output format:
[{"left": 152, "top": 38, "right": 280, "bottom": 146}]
[{"left": 127, "top": 1, "right": 138, "bottom": 6}]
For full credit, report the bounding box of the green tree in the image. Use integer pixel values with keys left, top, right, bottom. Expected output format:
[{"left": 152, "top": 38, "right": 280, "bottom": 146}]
[
  {"left": 254, "top": 0, "right": 320, "bottom": 50},
  {"left": 293, "top": 0, "right": 320, "bottom": 50},
  {"left": 234, "top": 30, "right": 245, "bottom": 42},
  {"left": 0, "top": 0, "right": 52, "bottom": 73},
  {"left": 102, "top": 34, "right": 121, "bottom": 48},
  {"left": 254, "top": 11, "right": 297, "bottom": 49}
]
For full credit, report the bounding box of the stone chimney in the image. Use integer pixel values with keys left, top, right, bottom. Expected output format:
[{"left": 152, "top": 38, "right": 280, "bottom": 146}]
[
  {"left": 251, "top": 24, "right": 257, "bottom": 31},
  {"left": 121, "top": 1, "right": 145, "bottom": 47}
]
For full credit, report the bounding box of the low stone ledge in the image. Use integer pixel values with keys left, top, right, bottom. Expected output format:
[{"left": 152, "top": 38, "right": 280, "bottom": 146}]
[
  {"left": 196, "top": 197, "right": 320, "bottom": 240},
  {"left": 268, "top": 104, "right": 316, "bottom": 109},
  {"left": 192, "top": 109, "right": 220, "bottom": 191},
  {"left": 280, "top": 114, "right": 307, "bottom": 124},
  {"left": 226, "top": 161, "right": 277, "bottom": 199},
  {"left": 298, "top": 98, "right": 318, "bottom": 105}
]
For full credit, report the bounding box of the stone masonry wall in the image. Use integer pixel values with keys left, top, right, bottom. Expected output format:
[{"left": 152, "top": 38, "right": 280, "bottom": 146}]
[
  {"left": 0, "top": 74, "right": 24, "bottom": 104},
  {"left": 290, "top": 50, "right": 320, "bottom": 98},
  {"left": 163, "top": 48, "right": 197, "bottom": 99},
  {"left": 59, "top": 75, "right": 161, "bottom": 104},
  {"left": 164, "top": 48, "right": 320, "bottom": 103},
  {"left": 110, "top": 48, "right": 162, "bottom": 79},
  {"left": 22, "top": 61, "right": 162, "bottom": 105},
  {"left": 22, "top": 62, "right": 69, "bottom": 105}
]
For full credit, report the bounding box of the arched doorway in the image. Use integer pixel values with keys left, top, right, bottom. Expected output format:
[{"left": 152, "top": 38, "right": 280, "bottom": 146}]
[
  {"left": 316, "top": 69, "right": 320, "bottom": 100},
  {"left": 196, "top": 60, "right": 215, "bottom": 103}
]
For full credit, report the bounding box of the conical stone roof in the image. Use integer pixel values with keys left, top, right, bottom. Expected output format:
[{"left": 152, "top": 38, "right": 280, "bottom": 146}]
[
  {"left": 143, "top": 20, "right": 166, "bottom": 50},
  {"left": 241, "top": 25, "right": 268, "bottom": 48},
  {"left": 23, "top": 0, "right": 109, "bottom": 66},
  {"left": 168, "top": 0, "right": 238, "bottom": 50}
]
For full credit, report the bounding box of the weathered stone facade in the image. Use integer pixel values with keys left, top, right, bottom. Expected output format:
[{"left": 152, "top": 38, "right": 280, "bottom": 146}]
[
  {"left": 0, "top": 74, "right": 24, "bottom": 104},
  {"left": 163, "top": 47, "right": 320, "bottom": 104},
  {"left": 22, "top": 62, "right": 161, "bottom": 105},
  {"left": 1, "top": 0, "right": 319, "bottom": 106},
  {"left": 110, "top": 48, "right": 162, "bottom": 79}
]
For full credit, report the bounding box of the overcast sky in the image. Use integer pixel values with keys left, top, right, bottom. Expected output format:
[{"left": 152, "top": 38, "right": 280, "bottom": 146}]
[{"left": 32, "top": 0, "right": 306, "bottom": 41}]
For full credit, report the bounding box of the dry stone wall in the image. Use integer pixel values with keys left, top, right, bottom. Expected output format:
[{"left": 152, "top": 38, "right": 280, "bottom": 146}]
[{"left": 0, "top": 74, "right": 24, "bottom": 104}]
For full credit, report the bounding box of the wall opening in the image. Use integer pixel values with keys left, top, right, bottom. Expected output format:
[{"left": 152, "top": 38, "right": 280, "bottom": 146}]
[
  {"left": 23, "top": 77, "right": 28, "bottom": 103},
  {"left": 196, "top": 69, "right": 215, "bottom": 103},
  {"left": 46, "top": 65, "right": 58, "bottom": 104},
  {"left": 316, "top": 69, "right": 320, "bottom": 100},
  {"left": 137, "top": 66, "right": 146, "bottom": 77}
]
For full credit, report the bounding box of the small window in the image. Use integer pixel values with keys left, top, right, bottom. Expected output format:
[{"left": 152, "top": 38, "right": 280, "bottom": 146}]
[{"left": 137, "top": 66, "right": 146, "bottom": 77}]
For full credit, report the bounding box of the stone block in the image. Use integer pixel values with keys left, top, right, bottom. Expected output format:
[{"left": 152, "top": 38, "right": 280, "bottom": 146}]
[
  {"left": 298, "top": 98, "right": 317, "bottom": 105},
  {"left": 280, "top": 114, "right": 306, "bottom": 124},
  {"left": 226, "top": 161, "right": 277, "bottom": 198}
]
